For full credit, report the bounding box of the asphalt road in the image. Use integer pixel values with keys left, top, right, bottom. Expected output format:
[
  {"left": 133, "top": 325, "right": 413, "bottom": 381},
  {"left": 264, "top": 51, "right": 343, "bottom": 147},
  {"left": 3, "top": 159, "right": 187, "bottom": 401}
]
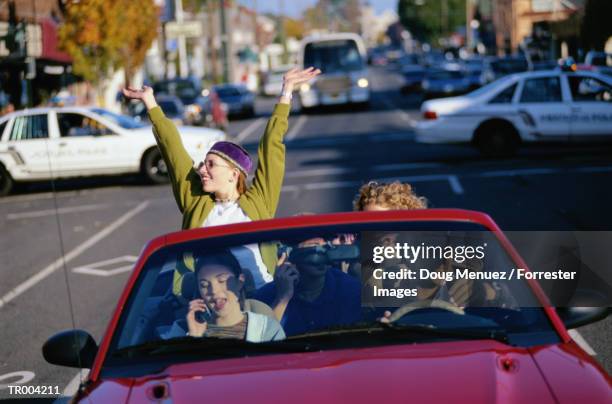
[{"left": 0, "top": 66, "right": 611, "bottom": 401}]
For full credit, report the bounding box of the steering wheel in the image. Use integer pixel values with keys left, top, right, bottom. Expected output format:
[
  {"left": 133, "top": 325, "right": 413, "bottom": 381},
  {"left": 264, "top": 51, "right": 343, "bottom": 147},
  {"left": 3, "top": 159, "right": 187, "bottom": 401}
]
[{"left": 388, "top": 299, "right": 465, "bottom": 322}]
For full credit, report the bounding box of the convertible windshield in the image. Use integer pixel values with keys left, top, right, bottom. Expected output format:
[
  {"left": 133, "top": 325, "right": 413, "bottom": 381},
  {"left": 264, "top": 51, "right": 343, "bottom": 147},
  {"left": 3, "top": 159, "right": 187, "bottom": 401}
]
[{"left": 107, "top": 222, "right": 557, "bottom": 366}]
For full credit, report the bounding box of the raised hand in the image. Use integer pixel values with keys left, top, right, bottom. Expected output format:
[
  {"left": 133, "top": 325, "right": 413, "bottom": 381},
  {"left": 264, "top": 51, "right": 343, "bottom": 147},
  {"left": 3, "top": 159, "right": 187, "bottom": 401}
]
[
  {"left": 121, "top": 86, "right": 158, "bottom": 110},
  {"left": 282, "top": 67, "right": 322, "bottom": 92}
]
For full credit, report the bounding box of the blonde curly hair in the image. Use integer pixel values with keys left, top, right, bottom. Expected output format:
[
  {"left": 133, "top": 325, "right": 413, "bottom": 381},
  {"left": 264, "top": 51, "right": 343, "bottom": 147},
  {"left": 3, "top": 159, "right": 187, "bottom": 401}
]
[{"left": 353, "top": 181, "right": 428, "bottom": 211}]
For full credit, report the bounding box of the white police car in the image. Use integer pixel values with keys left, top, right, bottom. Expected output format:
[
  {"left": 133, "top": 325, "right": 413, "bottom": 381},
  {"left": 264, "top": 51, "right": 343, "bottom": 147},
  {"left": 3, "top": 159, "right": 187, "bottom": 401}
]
[
  {"left": 0, "top": 107, "right": 225, "bottom": 195},
  {"left": 415, "top": 70, "right": 612, "bottom": 156}
]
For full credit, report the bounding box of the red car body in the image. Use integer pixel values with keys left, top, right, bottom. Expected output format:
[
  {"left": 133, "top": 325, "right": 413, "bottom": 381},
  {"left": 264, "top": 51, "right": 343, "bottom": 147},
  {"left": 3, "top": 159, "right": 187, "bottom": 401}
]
[{"left": 72, "top": 210, "right": 611, "bottom": 403}]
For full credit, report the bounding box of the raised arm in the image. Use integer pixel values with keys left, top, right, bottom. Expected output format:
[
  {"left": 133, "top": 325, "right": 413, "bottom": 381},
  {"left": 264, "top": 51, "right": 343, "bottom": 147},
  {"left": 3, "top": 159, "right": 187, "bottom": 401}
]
[
  {"left": 248, "top": 67, "right": 321, "bottom": 215},
  {"left": 122, "top": 86, "right": 198, "bottom": 213}
]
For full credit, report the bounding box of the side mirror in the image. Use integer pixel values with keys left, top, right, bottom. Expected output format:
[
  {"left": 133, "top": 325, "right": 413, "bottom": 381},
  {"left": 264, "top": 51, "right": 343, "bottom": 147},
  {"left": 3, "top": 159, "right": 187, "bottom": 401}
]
[
  {"left": 42, "top": 329, "right": 98, "bottom": 368},
  {"left": 557, "top": 306, "right": 609, "bottom": 329}
]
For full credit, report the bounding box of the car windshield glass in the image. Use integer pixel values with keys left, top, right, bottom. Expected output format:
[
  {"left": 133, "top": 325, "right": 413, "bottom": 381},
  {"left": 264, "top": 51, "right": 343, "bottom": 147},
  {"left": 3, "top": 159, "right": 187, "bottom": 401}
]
[
  {"left": 215, "top": 87, "right": 242, "bottom": 97},
  {"left": 106, "top": 221, "right": 556, "bottom": 367},
  {"left": 158, "top": 100, "right": 181, "bottom": 115},
  {"left": 91, "top": 108, "right": 146, "bottom": 129},
  {"left": 491, "top": 59, "right": 528, "bottom": 74},
  {"left": 304, "top": 39, "right": 364, "bottom": 73},
  {"left": 428, "top": 70, "right": 463, "bottom": 80},
  {"left": 466, "top": 76, "right": 515, "bottom": 98}
]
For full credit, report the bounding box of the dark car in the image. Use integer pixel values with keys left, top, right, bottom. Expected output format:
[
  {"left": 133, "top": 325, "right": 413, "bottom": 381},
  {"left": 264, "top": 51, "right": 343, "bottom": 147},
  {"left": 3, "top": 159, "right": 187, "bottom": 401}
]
[
  {"left": 422, "top": 68, "right": 471, "bottom": 99},
  {"left": 42, "top": 210, "right": 611, "bottom": 403},
  {"left": 213, "top": 84, "right": 256, "bottom": 118},
  {"left": 398, "top": 54, "right": 425, "bottom": 93},
  {"left": 489, "top": 56, "right": 529, "bottom": 80},
  {"left": 152, "top": 78, "right": 227, "bottom": 129}
]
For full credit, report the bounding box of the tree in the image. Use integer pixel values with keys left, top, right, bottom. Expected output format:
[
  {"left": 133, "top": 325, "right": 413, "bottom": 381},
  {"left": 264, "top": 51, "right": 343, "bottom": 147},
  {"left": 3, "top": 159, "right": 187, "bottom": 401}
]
[
  {"left": 398, "top": 0, "right": 466, "bottom": 45},
  {"left": 58, "top": 0, "right": 158, "bottom": 86},
  {"left": 284, "top": 17, "right": 305, "bottom": 40},
  {"left": 581, "top": 0, "right": 612, "bottom": 51}
]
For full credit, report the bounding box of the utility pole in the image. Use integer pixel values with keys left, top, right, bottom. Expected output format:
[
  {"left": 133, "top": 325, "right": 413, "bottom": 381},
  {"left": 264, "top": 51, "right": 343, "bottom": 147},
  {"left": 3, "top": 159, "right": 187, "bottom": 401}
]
[
  {"left": 466, "top": 0, "right": 473, "bottom": 52},
  {"left": 175, "top": 0, "right": 188, "bottom": 78},
  {"left": 219, "top": 0, "right": 234, "bottom": 83}
]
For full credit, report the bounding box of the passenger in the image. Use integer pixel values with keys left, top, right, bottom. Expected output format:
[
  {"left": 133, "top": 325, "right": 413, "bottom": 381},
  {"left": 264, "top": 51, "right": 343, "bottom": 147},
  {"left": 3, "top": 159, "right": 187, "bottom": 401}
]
[
  {"left": 122, "top": 67, "right": 320, "bottom": 290},
  {"left": 185, "top": 251, "right": 285, "bottom": 342},
  {"left": 250, "top": 237, "right": 361, "bottom": 336},
  {"left": 353, "top": 181, "right": 428, "bottom": 211}
]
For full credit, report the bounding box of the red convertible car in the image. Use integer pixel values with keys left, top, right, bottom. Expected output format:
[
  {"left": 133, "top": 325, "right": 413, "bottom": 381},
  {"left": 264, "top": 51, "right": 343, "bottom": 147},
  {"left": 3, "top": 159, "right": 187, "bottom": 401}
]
[{"left": 43, "top": 210, "right": 610, "bottom": 403}]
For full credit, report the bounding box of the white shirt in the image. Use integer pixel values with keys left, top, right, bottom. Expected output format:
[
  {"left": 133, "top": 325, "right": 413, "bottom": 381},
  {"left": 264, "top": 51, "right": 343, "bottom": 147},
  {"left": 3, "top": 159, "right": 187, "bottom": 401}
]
[{"left": 202, "top": 202, "right": 273, "bottom": 288}]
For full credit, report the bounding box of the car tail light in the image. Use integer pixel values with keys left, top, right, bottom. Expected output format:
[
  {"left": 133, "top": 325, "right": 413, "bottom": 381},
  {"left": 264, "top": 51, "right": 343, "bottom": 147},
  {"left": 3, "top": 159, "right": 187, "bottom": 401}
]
[{"left": 423, "top": 111, "right": 437, "bottom": 120}]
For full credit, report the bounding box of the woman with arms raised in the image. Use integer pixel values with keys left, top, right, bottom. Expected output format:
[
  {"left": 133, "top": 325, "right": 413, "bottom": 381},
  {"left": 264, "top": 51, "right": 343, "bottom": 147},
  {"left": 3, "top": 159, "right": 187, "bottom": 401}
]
[{"left": 122, "top": 67, "right": 320, "bottom": 290}]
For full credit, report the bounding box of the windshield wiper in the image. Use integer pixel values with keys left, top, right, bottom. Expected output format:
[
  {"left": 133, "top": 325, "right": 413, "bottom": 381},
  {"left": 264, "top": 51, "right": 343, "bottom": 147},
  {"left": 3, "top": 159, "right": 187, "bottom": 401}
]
[
  {"left": 286, "top": 323, "right": 509, "bottom": 345},
  {"left": 381, "top": 322, "right": 510, "bottom": 344},
  {"left": 112, "top": 336, "right": 312, "bottom": 359}
]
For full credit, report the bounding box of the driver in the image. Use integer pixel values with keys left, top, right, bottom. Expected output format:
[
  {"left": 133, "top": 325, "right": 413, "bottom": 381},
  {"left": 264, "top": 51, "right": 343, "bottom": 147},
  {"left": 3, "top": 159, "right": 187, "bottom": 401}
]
[{"left": 250, "top": 237, "right": 361, "bottom": 336}]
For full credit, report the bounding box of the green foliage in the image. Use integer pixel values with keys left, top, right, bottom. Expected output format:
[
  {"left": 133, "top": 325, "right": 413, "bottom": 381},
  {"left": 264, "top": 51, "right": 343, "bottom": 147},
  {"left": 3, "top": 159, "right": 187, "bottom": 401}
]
[
  {"left": 58, "top": 0, "right": 159, "bottom": 84},
  {"left": 581, "top": 0, "right": 612, "bottom": 51},
  {"left": 398, "top": 0, "right": 466, "bottom": 44}
]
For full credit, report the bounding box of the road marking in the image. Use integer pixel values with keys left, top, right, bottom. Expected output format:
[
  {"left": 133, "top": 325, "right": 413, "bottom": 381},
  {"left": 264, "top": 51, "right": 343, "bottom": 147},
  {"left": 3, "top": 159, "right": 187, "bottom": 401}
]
[
  {"left": 380, "top": 98, "right": 417, "bottom": 126},
  {"left": 568, "top": 330, "right": 597, "bottom": 356},
  {"left": 0, "top": 190, "right": 83, "bottom": 205},
  {"left": 0, "top": 201, "right": 149, "bottom": 309},
  {"left": 447, "top": 175, "right": 464, "bottom": 194},
  {"left": 285, "top": 115, "right": 308, "bottom": 141},
  {"left": 0, "top": 371, "right": 35, "bottom": 390},
  {"left": 7, "top": 203, "right": 110, "bottom": 220},
  {"left": 479, "top": 168, "right": 558, "bottom": 177},
  {"left": 233, "top": 117, "right": 265, "bottom": 143},
  {"left": 285, "top": 162, "right": 444, "bottom": 179},
  {"left": 72, "top": 256, "right": 138, "bottom": 277},
  {"left": 54, "top": 370, "right": 89, "bottom": 404}
]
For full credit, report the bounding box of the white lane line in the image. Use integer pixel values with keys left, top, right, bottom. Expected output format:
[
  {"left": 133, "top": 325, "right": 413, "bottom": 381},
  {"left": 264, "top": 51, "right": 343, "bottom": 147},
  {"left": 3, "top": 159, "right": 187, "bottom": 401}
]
[
  {"left": 568, "top": 330, "right": 597, "bottom": 356},
  {"left": 7, "top": 203, "right": 110, "bottom": 220},
  {"left": 0, "top": 190, "right": 84, "bottom": 205},
  {"left": 54, "top": 369, "right": 89, "bottom": 404},
  {"left": 380, "top": 98, "right": 416, "bottom": 126},
  {"left": 0, "top": 201, "right": 149, "bottom": 309},
  {"left": 285, "top": 115, "right": 308, "bottom": 141},
  {"left": 233, "top": 117, "right": 265, "bottom": 143},
  {"left": 447, "top": 175, "right": 464, "bottom": 195}
]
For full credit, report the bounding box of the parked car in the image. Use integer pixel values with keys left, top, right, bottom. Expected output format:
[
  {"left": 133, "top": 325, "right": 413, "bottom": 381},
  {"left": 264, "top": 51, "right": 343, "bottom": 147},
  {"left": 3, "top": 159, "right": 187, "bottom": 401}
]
[
  {"left": 213, "top": 84, "right": 256, "bottom": 118},
  {"left": 422, "top": 69, "right": 471, "bottom": 99},
  {"left": 42, "top": 210, "right": 611, "bottom": 403},
  {"left": 584, "top": 51, "right": 612, "bottom": 76},
  {"left": 416, "top": 69, "right": 612, "bottom": 156},
  {"left": 489, "top": 56, "right": 529, "bottom": 80},
  {"left": 0, "top": 106, "right": 225, "bottom": 195},
  {"left": 398, "top": 54, "right": 425, "bottom": 93},
  {"left": 152, "top": 78, "right": 228, "bottom": 129}
]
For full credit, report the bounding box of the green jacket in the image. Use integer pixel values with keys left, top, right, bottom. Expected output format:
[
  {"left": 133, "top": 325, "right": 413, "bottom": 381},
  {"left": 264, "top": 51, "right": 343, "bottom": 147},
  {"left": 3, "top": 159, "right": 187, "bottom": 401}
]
[{"left": 149, "top": 103, "right": 289, "bottom": 293}]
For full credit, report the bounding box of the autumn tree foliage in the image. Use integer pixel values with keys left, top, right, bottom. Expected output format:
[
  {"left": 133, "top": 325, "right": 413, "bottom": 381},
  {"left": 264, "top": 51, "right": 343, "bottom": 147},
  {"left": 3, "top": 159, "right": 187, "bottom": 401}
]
[{"left": 58, "top": 0, "right": 159, "bottom": 85}]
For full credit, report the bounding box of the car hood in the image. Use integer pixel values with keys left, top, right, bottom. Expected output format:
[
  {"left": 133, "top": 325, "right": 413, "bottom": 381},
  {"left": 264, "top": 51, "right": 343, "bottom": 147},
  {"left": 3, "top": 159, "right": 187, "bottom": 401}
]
[
  {"left": 83, "top": 341, "right": 608, "bottom": 404},
  {"left": 421, "top": 96, "right": 472, "bottom": 114}
]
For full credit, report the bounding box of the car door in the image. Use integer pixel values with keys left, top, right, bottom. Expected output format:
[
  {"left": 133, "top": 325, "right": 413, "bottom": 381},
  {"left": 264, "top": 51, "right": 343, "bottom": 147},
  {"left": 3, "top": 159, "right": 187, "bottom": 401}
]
[
  {"left": 566, "top": 74, "right": 612, "bottom": 139},
  {"left": 4, "top": 113, "right": 56, "bottom": 177},
  {"left": 516, "top": 75, "right": 571, "bottom": 139},
  {"left": 54, "top": 111, "right": 127, "bottom": 175}
]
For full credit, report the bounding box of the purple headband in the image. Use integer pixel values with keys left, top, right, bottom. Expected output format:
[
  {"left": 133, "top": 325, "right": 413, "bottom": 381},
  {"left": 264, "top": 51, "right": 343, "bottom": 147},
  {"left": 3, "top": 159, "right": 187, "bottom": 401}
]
[{"left": 207, "top": 141, "right": 253, "bottom": 175}]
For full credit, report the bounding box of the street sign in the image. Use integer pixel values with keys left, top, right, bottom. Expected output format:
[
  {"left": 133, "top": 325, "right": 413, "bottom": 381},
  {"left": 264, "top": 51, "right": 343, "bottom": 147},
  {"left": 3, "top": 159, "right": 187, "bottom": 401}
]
[{"left": 165, "top": 21, "right": 202, "bottom": 39}]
